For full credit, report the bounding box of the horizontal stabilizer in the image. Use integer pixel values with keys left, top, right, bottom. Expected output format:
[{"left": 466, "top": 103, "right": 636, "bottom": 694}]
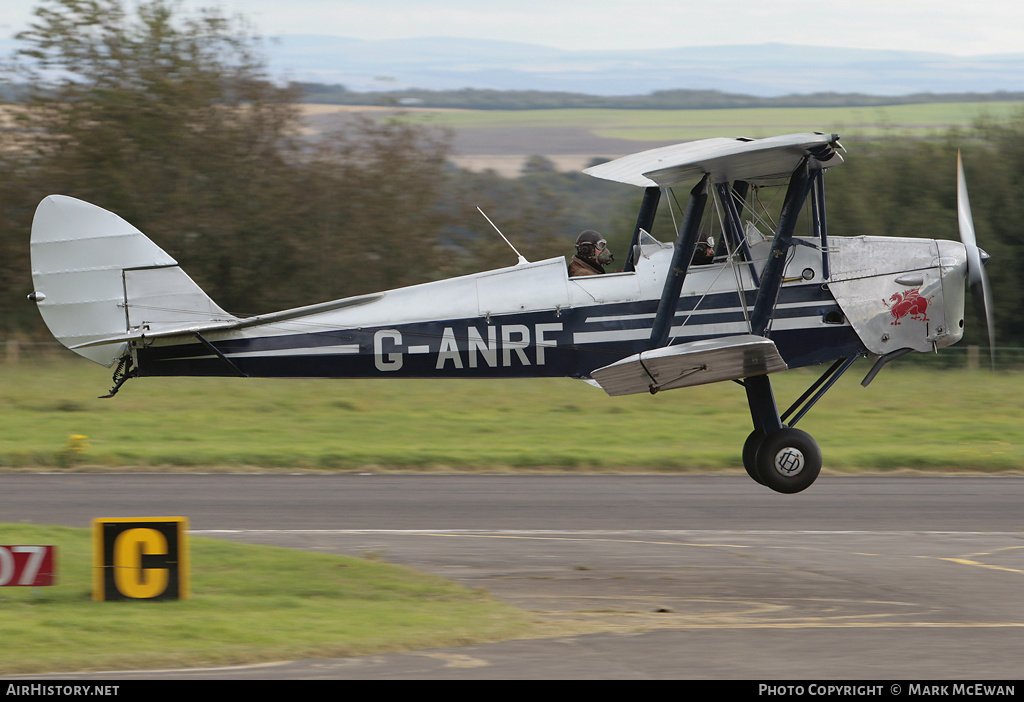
[
  {"left": 590, "top": 335, "right": 787, "bottom": 396},
  {"left": 69, "top": 292, "right": 386, "bottom": 350}
]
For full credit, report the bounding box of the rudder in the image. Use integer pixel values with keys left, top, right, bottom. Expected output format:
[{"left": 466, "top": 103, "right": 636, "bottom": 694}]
[{"left": 30, "top": 195, "right": 235, "bottom": 366}]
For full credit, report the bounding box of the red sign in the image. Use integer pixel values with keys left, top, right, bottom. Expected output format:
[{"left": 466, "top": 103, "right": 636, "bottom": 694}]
[{"left": 0, "top": 545, "right": 57, "bottom": 586}]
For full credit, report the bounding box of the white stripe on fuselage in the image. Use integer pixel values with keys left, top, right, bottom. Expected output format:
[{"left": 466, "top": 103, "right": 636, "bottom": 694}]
[
  {"left": 571, "top": 316, "right": 832, "bottom": 345},
  {"left": 582, "top": 298, "right": 829, "bottom": 325},
  {"left": 575, "top": 298, "right": 842, "bottom": 345},
  {"left": 167, "top": 344, "right": 361, "bottom": 362}
]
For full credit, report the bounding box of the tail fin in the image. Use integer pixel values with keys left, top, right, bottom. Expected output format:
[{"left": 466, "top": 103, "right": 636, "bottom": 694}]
[{"left": 30, "top": 195, "right": 237, "bottom": 366}]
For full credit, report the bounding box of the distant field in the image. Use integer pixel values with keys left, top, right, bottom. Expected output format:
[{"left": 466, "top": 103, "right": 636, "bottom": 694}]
[
  {"left": 1, "top": 355, "right": 1021, "bottom": 473},
  {"left": 388, "top": 101, "right": 1024, "bottom": 143},
  {"left": 307, "top": 101, "right": 1024, "bottom": 174}
]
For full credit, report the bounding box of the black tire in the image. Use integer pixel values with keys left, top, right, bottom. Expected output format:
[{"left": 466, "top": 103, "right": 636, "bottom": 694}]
[
  {"left": 743, "top": 423, "right": 788, "bottom": 486},
  {"left": 754, "top": 427, "right": 822, "bottom": 494},
  {"left": 742, "top": 429, "right": 766, "bottom": 485}
]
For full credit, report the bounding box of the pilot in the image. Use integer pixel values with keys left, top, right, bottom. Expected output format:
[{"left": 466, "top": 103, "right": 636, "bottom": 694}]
[
  {"left": 568, "top": 230, "right": 614, "bottom": 276},
  {"left": 692, "top": 239, "right": 715, "bottom": 265}
]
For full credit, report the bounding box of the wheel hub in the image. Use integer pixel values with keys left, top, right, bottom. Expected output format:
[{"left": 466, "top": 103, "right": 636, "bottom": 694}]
[{"left": 773, "top": 447, "right": 805, "bottom": 476}]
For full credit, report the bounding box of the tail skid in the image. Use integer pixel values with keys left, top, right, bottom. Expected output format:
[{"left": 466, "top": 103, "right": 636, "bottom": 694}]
[{"left": 30, "top": 195, "right": 237, "bottom": 367}]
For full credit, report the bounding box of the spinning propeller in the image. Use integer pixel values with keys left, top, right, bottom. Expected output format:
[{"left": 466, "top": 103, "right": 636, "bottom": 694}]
[{"left": 957, "top": 151, "right": 996, "bottom": 368}]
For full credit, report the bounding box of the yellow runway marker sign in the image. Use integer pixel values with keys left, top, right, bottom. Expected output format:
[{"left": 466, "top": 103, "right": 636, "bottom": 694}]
[{"left": 92, "top": 517, "right": 190, "bottom": 601}]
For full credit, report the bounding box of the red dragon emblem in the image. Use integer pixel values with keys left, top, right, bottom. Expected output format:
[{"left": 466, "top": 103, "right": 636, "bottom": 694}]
[{"left": 884, "top": 288, "right": 930, "bottom": 325}]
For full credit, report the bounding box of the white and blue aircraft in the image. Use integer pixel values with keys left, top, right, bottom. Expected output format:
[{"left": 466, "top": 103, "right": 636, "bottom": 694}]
[{"left": 28, "top": 133, "right": 992, "bottom": 493}]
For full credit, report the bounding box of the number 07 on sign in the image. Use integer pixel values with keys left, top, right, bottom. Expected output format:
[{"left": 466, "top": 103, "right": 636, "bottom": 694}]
[{"left": 0, "top": 545, "right": 57, "bottom": 586}]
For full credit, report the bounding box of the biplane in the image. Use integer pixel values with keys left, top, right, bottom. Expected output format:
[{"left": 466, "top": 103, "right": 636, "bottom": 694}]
[{"left": 28, "top": 133, "right": 992, "bottom": 493}]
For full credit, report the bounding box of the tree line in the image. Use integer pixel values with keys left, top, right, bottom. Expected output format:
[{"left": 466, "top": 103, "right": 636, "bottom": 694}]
[
  {"left": 0, "top": 0, "right": 1020, "bottom": 352},
  {"left": 297, "top": 84, "right": 1024, "bottom": 111}
]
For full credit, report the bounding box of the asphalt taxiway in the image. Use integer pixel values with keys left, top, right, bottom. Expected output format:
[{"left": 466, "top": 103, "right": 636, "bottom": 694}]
[{"left": 4, "top": 473, "right": 1023, "bottom": 679}]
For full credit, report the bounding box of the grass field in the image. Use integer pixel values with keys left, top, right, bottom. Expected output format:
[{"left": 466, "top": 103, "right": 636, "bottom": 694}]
[
  {"left": 1, "top": 355, "right": 1021, "bottom": 473},
  {"left": 0, "top": 523, "right": 547, "bottom": 675},
  {"left": 393, "top": 101, "right": 1024, "bottom": 143}
]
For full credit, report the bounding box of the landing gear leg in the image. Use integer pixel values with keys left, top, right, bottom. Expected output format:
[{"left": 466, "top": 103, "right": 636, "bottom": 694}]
[{"left": 743, "top": 374, "right": 822, "bottom": 494}]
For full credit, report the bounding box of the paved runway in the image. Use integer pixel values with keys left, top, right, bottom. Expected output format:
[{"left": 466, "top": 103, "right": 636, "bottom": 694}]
[{"left": 4, "top": 473, "right": 1024, "bottom": 679}]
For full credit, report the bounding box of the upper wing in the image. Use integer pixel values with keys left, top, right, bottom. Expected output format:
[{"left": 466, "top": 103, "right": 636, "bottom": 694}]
[{"left": 583, "top": 133, "right": 843, "bottom": 188}]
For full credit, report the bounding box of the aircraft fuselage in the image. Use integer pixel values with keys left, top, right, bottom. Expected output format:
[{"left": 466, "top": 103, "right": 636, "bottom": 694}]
[{"left": 130, "top": 233, "right": 964, "bottom": 383}]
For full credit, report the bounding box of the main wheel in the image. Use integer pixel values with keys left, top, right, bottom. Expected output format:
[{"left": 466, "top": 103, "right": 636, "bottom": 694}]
[
  {"left": 742, "top": 429, "right": 766, "bottom": 485},
  {"left": 754, "top": 427, "right": 822, "bottom": 494},
  {"left": 743, "top": 424, "right": 790, "bottom": 486}
]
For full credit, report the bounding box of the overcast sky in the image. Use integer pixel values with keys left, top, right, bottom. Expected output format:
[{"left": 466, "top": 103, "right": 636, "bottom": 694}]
[{"left": 3, "top": 0, "right": 1021, "bottom": 56}]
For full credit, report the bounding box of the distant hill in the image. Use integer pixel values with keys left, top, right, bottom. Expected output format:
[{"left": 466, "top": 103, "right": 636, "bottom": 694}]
[
  {"left": 5, "top": 31, "right": 1024, "bottom": 107},
  {"left": 266, "top": 36, "right": 1024, "bottom": 97}
]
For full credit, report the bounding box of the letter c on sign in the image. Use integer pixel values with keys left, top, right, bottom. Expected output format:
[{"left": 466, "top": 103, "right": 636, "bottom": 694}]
[{"left": 113, "top": 528, "right": 169, "bottom": 599}]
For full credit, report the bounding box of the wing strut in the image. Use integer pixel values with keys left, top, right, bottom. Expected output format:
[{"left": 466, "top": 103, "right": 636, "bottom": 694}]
[
  {"left": 749, "top": 158, "right": 817, "bottom": 336},
  {"left": 624, "top": 187, "right": 661, "bottom": 273},
  {"left": 649, "top": 174, "right": 709, "bottom": 349},
  {"left": 715, "top": 181, "right": 761, "bottom": 287},
  {"left": 810, "top": 170, "right": 831, "bottom": 279}
]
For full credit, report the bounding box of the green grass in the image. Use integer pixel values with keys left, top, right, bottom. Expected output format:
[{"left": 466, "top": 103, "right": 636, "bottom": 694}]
[
  {"left": 0, "top": 523, "right": 546, "bottom": 675},
  {"left": 397, "top": 102, "right": 1024, "bottom": 142},
  {"left": 0, "top": 355, "right": 1021, "bottom": 472}
]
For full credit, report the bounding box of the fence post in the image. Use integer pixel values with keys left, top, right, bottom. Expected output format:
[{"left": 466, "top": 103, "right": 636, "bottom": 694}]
[{"left": 966, "top": 345, "right": 979, "bottom": 371}]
